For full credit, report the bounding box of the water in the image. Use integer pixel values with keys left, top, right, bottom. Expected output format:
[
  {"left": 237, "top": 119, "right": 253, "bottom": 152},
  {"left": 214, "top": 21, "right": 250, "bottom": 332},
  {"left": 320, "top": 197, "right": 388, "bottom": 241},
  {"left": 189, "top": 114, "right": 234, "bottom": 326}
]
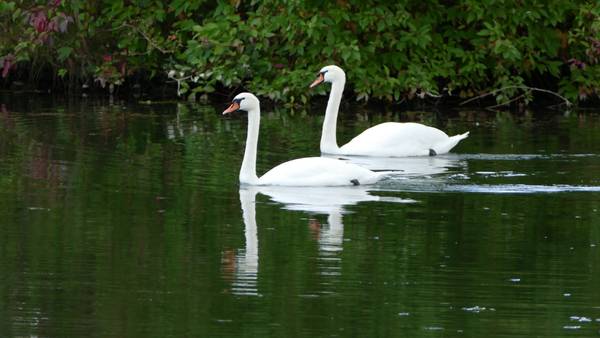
[{"left": 0, "top": 96, "right": 599, "bottom": 337}]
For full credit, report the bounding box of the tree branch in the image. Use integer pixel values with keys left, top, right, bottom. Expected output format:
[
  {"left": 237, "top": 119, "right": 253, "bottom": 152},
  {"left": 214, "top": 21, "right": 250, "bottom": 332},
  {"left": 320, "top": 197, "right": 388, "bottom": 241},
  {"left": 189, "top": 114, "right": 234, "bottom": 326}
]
[
  {"left": 460, "top": 85, "right": 572, "bottom": 107},
  {"left": 123, "top": 23, "right": 173, "bottom": 54},
  {"left": 485, "top": 93, "right": 526, "bottom": 110}
]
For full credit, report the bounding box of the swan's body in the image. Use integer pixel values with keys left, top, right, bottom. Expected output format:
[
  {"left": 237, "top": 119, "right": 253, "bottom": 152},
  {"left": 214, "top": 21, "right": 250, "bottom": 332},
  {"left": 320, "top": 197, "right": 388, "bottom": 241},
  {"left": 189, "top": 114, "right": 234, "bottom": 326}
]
[
  {"left": 311, "top": 65, "right": 469, "bottom": 157},
  {"left": 339, "top": 122, "right": 468, "bottom": 157},
  {"left": 224, "top": 93, "right": 385, "bottom": 186},
  {"left": 257, "top": 157, "right": 382, "bottom": 186}
]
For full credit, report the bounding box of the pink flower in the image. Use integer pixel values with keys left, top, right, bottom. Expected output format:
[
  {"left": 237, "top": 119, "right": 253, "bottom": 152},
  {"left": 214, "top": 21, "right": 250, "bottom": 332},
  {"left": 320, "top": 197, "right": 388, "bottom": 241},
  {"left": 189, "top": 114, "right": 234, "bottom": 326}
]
[
  {"left": 30, "top": 11, "right": 48, "bottom": 33},
  {"left": 103, "top": 55, "right": 112, "bottom": 62},
  {"left": 2, "top": 54, "right": 15, "bottom": 78},
  {"left": 568, "top": 58, "right": 586, "bottom": 70}
]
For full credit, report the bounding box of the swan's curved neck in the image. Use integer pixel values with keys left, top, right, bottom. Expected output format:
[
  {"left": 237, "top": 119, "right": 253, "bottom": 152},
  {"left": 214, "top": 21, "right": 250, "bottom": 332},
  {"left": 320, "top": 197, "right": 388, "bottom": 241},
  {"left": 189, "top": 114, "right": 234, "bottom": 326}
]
[
  {"left": 320, "top": 79, "right": 345, "bottom": 154},
  {"left": 240, "top": 109, "right": 260, "bottom": 185}
]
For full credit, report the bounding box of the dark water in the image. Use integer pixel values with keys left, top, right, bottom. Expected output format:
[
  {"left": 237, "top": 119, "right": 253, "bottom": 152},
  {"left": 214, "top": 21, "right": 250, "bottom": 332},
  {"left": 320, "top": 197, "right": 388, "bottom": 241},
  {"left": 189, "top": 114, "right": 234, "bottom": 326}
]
[{"left": 0, "top": 96, "right": 599, "bottom": 337}]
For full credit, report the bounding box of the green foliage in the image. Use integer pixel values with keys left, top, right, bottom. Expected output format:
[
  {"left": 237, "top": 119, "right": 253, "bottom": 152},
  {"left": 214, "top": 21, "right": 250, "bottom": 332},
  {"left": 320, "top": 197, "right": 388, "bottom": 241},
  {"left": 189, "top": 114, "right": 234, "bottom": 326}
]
[{"left": 1, "top": 1, "right": 599, "bottom": 105}]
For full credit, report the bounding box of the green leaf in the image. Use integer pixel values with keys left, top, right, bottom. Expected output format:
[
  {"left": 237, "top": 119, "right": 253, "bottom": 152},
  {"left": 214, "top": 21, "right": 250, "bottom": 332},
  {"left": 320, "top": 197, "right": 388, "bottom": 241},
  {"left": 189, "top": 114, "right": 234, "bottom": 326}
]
[
  {"left": 0, "top": 2, "right": 16, "bottom": 13},
  {"left": 57, "top": 47, "right": 73, "bottom": 62}
]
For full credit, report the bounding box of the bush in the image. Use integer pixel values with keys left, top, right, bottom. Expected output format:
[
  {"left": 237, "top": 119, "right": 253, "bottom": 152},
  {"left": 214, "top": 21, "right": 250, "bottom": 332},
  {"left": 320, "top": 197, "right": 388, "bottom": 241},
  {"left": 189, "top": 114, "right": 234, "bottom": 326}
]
[{"left": 1, "top": 0, "right": 599, "bottom": 106}]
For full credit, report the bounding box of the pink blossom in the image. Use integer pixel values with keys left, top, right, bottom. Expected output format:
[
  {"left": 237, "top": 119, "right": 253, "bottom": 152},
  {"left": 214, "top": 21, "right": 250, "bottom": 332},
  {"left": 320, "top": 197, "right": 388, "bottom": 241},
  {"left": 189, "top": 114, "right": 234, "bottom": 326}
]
[
  {"left": 29, "top": 11, "right": 48, "bottom": 33},
  {"left": 2, "top": 54, "right": 15, "bottom": 78},
  {"left": 568, "top": 58, "right": 586, "bottom": 70}
]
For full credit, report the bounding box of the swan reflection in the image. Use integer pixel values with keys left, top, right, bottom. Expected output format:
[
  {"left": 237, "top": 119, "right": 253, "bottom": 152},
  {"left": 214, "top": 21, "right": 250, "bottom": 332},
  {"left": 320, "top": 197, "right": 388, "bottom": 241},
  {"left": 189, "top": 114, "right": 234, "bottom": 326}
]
[
  {"left": 225, "top": 188, "right": 260, "bottom": 296},
  {"left": 251, "top": 185, "right": 412, "bottom": 214},
  {"left": 228, "top": 186, "right": 415, "bottom": 293},
  {"left": 322, "top": 153, "right": 465, "bottom": 177},
  {"left": 248, "top": 185, "right": 416, "bottom": 278}
]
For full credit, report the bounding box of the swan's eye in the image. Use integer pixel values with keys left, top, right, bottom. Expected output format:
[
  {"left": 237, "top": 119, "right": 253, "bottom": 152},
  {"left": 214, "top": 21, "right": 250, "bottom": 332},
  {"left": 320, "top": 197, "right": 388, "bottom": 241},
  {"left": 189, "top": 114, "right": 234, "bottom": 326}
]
[{"left": 233, "top": 97, "right": 245, "bottom": 104}]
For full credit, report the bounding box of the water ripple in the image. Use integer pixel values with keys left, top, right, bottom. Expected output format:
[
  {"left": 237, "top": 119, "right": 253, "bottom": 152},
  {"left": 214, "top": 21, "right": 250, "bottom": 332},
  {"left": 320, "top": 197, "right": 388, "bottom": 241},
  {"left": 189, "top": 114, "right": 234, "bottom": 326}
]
[
  {"left": 382, "top": 177, "right": 600, "bottom": 194},
  {"left": 444, "top": 184, "right": 600, "bottom": 194}
]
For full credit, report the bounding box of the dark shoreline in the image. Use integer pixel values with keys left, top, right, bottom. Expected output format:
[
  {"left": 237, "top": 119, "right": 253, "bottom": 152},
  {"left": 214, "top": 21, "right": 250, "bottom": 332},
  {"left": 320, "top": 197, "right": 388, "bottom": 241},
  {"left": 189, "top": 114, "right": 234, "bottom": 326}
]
[{"left": 2, "top": 85, "right": 592, "bottom": 114}]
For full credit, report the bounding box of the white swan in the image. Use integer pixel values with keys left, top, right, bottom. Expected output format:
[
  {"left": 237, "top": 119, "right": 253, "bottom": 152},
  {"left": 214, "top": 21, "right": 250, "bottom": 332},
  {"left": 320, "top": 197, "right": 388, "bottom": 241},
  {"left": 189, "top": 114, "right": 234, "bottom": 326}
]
[
  {"left": 310, "top": 65, "right": 470, "bottom": 157},
  {"left": 223, "top": 93, "right": 386, "bottom": 186}
]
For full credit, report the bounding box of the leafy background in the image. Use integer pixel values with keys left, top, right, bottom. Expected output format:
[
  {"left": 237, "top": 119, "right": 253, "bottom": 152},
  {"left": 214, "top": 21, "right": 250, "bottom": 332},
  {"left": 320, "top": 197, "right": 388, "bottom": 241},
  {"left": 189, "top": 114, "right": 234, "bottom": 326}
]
[{"left": 1, "top": 0, "right": 599, "bottom": 105}]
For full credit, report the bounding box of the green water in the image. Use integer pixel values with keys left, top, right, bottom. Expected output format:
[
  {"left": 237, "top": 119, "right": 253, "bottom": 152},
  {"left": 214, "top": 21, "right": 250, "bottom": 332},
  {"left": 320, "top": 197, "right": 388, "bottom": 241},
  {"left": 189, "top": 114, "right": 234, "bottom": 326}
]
[{"left": 0, "top": 97, "right": 599, "bottom": 337}]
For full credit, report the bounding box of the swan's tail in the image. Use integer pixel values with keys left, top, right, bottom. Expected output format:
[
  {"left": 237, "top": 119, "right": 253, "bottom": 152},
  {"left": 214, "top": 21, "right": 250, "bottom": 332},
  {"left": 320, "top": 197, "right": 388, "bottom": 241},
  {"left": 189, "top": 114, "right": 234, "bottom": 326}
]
[
  {"left": 455, "top": 131, "right": 470, "bottom": 141},
  {"left": 433, "top": 131, "right": 470, "bottom": 154}
]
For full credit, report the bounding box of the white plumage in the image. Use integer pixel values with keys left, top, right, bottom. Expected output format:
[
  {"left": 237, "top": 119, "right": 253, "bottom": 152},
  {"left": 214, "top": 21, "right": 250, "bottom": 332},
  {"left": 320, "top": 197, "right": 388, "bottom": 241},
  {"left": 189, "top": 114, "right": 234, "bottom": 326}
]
[
  {"left": 223, "top": 93, "right": 385, "bottom": 186},
  {"left": 310, "top": 65, "right": 469, "bottom": 157}
]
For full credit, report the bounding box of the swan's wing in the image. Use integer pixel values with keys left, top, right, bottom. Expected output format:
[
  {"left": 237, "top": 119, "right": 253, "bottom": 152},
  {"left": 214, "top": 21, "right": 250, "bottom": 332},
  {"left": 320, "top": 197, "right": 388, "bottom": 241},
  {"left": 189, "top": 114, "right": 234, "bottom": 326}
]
[
  {"left": 340, "top": 122, "right": 451, "bottom": 156},
  {"left": 258, "top": 157, "right": 381, "bottom": 186}
]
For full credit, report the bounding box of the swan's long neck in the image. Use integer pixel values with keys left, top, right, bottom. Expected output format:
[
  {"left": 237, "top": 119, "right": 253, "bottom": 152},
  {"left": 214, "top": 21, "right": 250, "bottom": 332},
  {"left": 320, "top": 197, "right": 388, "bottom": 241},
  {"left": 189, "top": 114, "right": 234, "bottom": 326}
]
[
  {"left": 320, "top": 79, "right": 345, "bottom": 154},
  {"left": 240, "top": 109, "right": 260, "bottom": 184}
]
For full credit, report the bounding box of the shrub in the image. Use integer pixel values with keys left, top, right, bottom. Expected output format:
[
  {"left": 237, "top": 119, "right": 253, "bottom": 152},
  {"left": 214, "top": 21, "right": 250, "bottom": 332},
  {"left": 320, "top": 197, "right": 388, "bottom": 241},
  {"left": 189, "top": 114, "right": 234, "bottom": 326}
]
[{"left": 1, "top": 1, "right": 599, "bottom": 106}]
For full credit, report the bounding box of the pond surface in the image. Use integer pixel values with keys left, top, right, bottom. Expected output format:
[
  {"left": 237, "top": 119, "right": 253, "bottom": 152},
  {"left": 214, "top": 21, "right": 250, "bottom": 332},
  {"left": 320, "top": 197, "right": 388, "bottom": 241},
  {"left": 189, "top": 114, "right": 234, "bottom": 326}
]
[{"left": 0, "top": 95, "right": 599, "bottom": 337}]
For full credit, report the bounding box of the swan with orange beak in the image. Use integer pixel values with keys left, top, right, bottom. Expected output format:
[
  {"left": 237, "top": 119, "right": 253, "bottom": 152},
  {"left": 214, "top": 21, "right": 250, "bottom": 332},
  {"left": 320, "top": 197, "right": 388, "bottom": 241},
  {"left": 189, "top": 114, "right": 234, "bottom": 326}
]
[
  {"left": 223, "top": 92, "right": 387, "bottom": 186},
  {"left": 310, "top": 65, "right": 469, "bottom": 157}
]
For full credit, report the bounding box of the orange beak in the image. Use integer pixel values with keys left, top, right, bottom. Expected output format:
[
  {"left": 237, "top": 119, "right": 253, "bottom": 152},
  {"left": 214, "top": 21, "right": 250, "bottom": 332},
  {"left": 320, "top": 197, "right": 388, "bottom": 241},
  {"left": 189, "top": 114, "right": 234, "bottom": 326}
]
[
  {"left": 309, "top": 73, "right": 325, "bottom": 88},
  {"left": 222, "top": 101, "right": 240, "bottom": 115}
]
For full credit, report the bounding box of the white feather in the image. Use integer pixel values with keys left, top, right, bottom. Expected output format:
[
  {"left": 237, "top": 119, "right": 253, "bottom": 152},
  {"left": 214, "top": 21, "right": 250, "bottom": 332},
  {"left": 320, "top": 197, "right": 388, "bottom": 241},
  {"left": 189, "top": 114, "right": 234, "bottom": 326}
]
[
  {"left": 316, "top": 65, "right": 469, "bottom": 157},
  {"left": 226, "top": 93, "right": 386, "bottom": 186}
]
